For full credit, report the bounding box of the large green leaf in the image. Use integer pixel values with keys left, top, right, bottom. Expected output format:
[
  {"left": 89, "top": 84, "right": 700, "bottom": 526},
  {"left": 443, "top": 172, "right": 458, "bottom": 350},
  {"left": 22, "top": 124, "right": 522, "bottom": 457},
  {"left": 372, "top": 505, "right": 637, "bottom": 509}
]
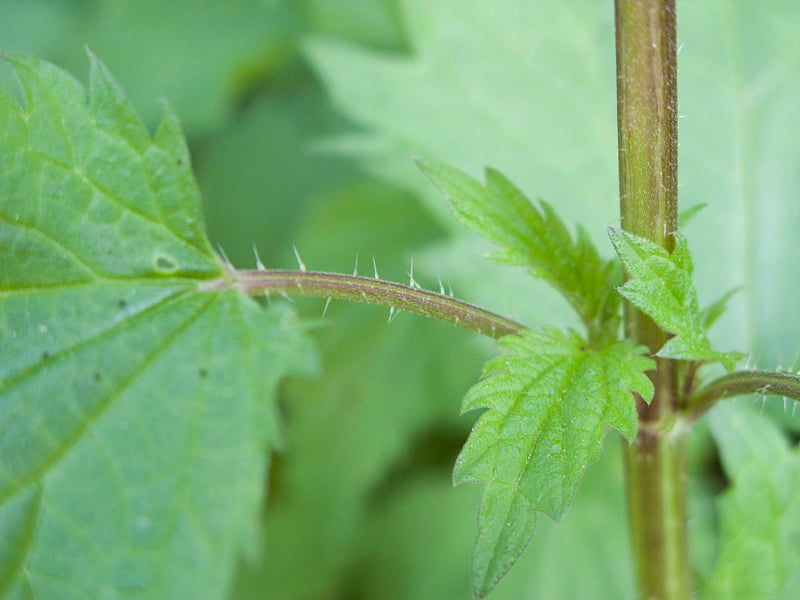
[
  {"left": 705, "top": 402, "right": 800, "bottom": 598},
  {"left": 308, "top": 0, "right": 800, "bottom": 365},
  {"left": 0, "top": 55, "right": 313, "bottom": 598},
  {"left": 455, "top": 328, "right": 653, "bottom": 597},
  {"left": 679, "top": 1, "right": 800, "bottom": 363}
]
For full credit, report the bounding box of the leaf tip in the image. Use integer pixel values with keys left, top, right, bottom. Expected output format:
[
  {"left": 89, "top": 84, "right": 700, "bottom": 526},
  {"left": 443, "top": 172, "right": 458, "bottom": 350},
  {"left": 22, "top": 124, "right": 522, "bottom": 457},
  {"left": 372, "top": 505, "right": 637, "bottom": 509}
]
[{"left": 413, "top": 155, "right": 436, "bottom": 177}]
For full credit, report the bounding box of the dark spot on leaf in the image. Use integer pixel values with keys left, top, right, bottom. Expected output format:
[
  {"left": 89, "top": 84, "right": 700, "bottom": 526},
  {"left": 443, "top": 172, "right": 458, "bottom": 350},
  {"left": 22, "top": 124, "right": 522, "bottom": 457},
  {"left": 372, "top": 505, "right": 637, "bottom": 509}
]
[
  {"left": 176, "top": 158, "right": 183, "bottom": 166},
  {"left": 153, "top": 253, "right": 178, "bottom": 274},
  {"left": 199, "top": 368, "right": 208, "bottom": 378},
  {"left": 94, "top": 372, "right": 101, "bottom": 382},
  {"left": 41, "top": 351, "right": 49, "bottom": 361},
  {"left": 118, "top": 299, "right": 127, "bottom": 308}
]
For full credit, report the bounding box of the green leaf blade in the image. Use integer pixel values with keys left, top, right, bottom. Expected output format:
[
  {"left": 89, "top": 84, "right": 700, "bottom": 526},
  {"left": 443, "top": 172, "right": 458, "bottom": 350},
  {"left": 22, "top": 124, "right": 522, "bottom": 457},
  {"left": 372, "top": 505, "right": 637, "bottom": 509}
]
[
  {"left": 1, "top": 54, "right": 221, "bottom": 283},
  {"left": 0, "top": 55, "right": 315, "bottom": 598},
  {"left": 705, "top": 403, "right": 800, "bottom": 599},
  {"left": 417, "top": 158, "right": 618, "bottom": 337},
  {"left": 455, "top": 329, "right": 653, "bottom": 597}
]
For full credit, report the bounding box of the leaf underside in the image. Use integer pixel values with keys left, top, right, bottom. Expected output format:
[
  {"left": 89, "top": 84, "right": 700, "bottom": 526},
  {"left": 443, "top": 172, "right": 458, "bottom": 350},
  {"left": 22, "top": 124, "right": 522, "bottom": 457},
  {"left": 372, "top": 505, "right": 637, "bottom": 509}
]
[
  {"left": 0, "top": 55, "right": 313, "bottom": 598},
  {"left": 455, "top": 328, "right": 653, "bottom": 597}
]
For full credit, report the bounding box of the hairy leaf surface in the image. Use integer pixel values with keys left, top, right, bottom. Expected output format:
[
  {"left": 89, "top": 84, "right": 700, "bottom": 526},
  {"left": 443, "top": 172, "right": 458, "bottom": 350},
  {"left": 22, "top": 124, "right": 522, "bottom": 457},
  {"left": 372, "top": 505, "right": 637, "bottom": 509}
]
[
  {"left": 0, "top": 55, "right": 313, "bottom": 598},
  {"left": 455, "top": 328, "right": 653, "bottom": 597},
  {"left": 417, "top": 159, "right": 619, "bottom": 338},
  {"left": 608, "top": 228, "right": 743, "bottom": 369},
  {"left": 705, "top": 403, "right": 800, "bottom": 598}
]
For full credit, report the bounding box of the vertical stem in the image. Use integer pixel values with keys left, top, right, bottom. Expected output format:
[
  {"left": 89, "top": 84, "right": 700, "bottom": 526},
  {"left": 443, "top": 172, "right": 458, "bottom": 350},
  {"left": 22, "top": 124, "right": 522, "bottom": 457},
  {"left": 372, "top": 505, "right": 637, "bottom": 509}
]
[{"left": 615, "top": 1, "right": 691, "bottom": 598}]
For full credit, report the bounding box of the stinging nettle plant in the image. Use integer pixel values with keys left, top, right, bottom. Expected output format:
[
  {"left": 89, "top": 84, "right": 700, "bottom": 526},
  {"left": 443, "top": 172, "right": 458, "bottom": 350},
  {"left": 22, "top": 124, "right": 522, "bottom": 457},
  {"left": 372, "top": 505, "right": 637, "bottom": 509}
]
[{"left": 2, "top": 1, "right": 800, "bottom": 599}]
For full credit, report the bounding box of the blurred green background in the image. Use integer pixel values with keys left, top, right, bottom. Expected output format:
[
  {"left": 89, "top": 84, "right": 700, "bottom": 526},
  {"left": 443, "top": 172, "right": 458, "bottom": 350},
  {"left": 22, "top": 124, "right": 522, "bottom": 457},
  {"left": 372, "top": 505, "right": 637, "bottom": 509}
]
[{"left": 3, "top": 0, "right": 799, "bottom": 598}]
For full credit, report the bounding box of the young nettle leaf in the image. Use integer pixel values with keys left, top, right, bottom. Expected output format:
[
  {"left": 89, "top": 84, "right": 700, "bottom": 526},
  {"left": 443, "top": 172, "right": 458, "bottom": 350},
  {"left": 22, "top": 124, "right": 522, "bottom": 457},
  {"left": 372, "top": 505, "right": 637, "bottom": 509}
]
[
  {"left": 0, "top": 55, "right": 314, "bottom": 598},
  {"left": 705, "top": 403, "right": 800, "bottom": 598},
  {"left": 416, "top": 159, "right": 620, "bottom": 340},
  {"left": 607, "top": 228, "right": 744, "bottom": 370},
  {"left": 454, "top": 328, "right": 653, "bottom": 598}
]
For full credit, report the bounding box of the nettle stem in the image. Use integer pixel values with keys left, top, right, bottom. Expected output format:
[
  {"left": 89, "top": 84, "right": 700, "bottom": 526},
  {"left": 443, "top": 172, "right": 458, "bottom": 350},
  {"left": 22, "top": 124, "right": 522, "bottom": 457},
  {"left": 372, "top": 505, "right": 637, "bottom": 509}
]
[
  {"left": 211, "top": 268, "right": 524, "bottom": 340},
  {"left": 615, "top": 0, "right": 690, "bottom": 598}
]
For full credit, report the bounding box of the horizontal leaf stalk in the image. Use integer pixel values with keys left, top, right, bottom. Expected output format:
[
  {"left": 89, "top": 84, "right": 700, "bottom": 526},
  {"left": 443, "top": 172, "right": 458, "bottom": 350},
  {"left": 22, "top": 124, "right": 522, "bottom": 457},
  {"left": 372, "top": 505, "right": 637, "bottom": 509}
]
[
  {"left": 211, "top": 269, "right": 524, "bottom": 340},
  {"left": 686, "top": 369, "right": 800, "bottom": 422}
]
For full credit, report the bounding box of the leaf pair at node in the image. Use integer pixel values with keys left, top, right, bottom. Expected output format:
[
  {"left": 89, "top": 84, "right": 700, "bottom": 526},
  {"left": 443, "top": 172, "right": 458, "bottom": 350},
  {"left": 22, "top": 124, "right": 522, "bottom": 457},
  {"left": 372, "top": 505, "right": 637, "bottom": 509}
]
[
  {"left": 418, "top": 158, "right": 742, "bottom": 597},
  {"left": 608, "top": 228, "right": 745, "bottom": 371},
  {"left": 418, "top": 159, "right": 656, "bottom": 596}
]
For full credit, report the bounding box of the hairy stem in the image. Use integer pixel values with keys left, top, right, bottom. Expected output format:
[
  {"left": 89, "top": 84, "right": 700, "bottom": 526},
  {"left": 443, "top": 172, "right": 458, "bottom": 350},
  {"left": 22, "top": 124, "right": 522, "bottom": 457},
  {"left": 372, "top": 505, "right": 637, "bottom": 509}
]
[
  {"left": 210, "top": 268, "right": 524, "bottom": 340},
  {"left": 686, "top": 369, "right": 800, "bottom": 423},
  {"left": 615, "top": 0, "right": 690, "bottom": 598}
]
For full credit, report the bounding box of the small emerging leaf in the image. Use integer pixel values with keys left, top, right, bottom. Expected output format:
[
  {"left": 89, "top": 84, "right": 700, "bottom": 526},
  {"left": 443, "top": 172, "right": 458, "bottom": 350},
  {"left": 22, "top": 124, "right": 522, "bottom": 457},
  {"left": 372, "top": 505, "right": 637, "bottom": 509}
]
[
  {"left": 416, "top": 159, "right": 620, "bottom": 340},
  {"left": 454, "top": 328, "right": 653, "bottom": 597},
  {"left": 607, "top": 228, "right": 744, "bottom": 370}
]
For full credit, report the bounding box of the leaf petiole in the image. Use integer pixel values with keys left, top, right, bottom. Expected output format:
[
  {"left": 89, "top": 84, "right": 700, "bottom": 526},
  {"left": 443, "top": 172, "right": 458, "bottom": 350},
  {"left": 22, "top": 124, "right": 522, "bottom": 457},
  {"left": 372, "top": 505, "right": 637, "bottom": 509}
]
[
  {"left": 212, "top": 268, "right": 525, "bottom": 340},
  {"left": 686, "top": 369, "right": 800, "bottom": 423}
]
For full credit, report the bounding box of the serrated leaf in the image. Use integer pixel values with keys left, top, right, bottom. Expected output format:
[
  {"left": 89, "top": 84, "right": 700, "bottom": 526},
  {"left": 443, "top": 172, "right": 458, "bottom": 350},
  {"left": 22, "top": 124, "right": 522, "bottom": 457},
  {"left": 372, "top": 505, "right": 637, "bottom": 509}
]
[
  {"left": 705, "top": 403, "right": 800, "bottom": 599},
  {"left": 304, "top": 0, "right": 406, "bottom": 50},
  {"left": 309, "top": 0, "right": 800, "bottom": 368},
  {"left": 0, "top": 55, "right": 314, "bottom": 598},
  {"left": 454, "top": 328, "right": 653, "bottom": 597},
  {"left": 607, "top": 228, "right": 743, "bottom": 370},
  {"left": 417, "top": 159, "right": 619, "bottom": 338}
]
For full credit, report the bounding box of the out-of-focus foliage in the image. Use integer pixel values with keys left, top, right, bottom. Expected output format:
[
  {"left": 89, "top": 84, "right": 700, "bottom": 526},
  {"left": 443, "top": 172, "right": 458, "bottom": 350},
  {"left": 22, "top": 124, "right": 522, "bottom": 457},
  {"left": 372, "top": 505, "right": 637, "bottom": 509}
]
[
  {"left": 2, "top": 0, "right": 800, "bottom": 598},
  {"left": 705, "top": 402, "right": 800, "bottom": 599}
]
